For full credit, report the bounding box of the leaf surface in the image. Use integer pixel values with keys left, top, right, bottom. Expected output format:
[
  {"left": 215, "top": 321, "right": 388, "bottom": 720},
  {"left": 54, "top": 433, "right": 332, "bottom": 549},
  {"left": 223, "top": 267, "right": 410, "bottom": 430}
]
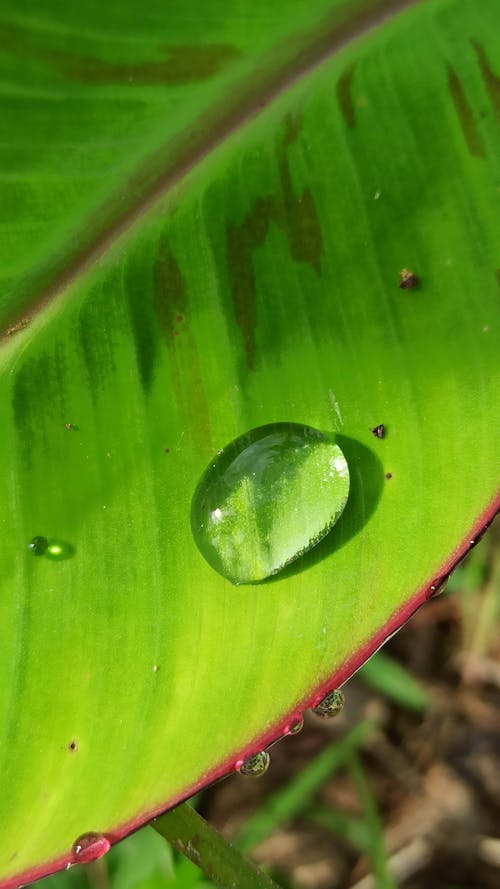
[{"left": 1, "top": 0, "right": 499, "bottom": 884}]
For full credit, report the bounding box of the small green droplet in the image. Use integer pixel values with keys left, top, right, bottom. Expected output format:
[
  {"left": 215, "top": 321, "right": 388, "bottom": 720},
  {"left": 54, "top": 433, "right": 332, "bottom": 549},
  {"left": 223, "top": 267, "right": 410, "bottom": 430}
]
[
  {"left": 237, "top": 751, "right": 270, "bottom": 777},
  {"left": 28, "top": 536, "right": 49, "bottom": 556},
  {"left": 28, "top": 537, "right": 74, "bottom": 561},
  {"left": 191, "top": 423, "right": 349, "bottom": 584},
  {"left": 312, "top": 689, "right": 345, "bottom": 719}
]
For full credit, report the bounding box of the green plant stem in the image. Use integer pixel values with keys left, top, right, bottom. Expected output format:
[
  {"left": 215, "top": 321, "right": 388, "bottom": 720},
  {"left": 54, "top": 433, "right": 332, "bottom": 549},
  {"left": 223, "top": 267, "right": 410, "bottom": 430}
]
[{"left": 153, "top": 802, "right": 283, "bottom": 889}]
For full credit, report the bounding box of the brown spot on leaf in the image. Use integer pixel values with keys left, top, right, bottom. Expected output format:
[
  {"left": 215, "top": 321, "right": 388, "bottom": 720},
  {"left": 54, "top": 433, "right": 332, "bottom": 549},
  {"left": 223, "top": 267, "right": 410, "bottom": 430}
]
[
  {"left": 278, "top": 114, "right": 323, "bottom": 274},
  {"left": 68, "top": 740, "right": 78, "bottom": 752},
  {"left": 0, "top": 25, "right": 240, "bottom": 85},
  {"left": 371, "top": 424, "right": 385, "bottom": 439},
  {"left": 226, "top": 196, "right": 278, "bottom": 368},
  {"left": 154, "top": 236, "right": 187, "bottom": 341},
  {"left": 399, "top": 268, "right": 419, "bottom": 290},
  {"left": 67, "top": 44, "right": 240, "bottom": 86},
  {"left": 448, "top": 67, "right": 485, "bottom": 158},
  {"left": 154, "top": 236, "right": 211, "bottom": 445},
  {"left": 336, "top": 61, "right": 357, "bottom": 129},
  {"left": 226, "top": 114, "right": 323, "bottom": 368},
  {"left": 472, "top": 42, "right": 500, "bottom": 119}
]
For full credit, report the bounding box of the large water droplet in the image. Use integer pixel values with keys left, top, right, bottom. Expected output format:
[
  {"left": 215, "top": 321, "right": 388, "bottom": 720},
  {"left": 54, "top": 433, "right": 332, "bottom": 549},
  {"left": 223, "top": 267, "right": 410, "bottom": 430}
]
[
  {"left": 191, "top": 423, "right": 349, "bottom": 584},
  {"left": 237, "top": 750, "right": 270, "bottom": 777},
  {"left": 70, "top": 832, "right": 110, "bottom": 864}
]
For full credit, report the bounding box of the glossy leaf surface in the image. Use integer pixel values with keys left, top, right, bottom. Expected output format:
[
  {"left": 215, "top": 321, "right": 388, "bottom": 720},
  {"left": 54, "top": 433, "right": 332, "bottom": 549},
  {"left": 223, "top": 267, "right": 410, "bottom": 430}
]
[{"left": 1, "top": 0, "right": 499, "bottom": 884}]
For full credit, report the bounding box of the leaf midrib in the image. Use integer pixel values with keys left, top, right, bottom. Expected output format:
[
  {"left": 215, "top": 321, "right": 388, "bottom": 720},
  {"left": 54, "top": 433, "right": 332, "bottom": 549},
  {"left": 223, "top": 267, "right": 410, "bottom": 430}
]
[{"left": 2, "top": 0, "right": 426, "bottom": 338}]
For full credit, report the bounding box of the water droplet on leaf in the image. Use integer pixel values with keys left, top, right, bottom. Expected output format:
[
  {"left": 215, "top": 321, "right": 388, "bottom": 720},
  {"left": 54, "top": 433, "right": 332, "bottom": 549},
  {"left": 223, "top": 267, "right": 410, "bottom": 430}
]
[
  {"left": 237, "top": 751, "right": 270, "bottom": 777},
  {"left": 191, "top": 423, "right": 349, "bottom": 584},
  {"left": 286, "top": 717, "right": 304, "bottom": 735},
  {"left": 28, "top": 537, "right": 74, "bottom": 561},
  {"left": 70, "top": 833, "right": 110, "bottom": 864},
  {"left": 28, "top": 536, "right": 49, "bottom": 556},
  {"left": 312, "top": 689, "right": 345, "bottom": 719}
]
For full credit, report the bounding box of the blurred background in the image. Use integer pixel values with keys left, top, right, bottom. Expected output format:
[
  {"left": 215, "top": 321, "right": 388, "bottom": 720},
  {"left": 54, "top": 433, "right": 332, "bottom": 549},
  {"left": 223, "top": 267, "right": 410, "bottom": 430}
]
[{"left": 37, "top": 526, "right": 499, "bottom": 889}]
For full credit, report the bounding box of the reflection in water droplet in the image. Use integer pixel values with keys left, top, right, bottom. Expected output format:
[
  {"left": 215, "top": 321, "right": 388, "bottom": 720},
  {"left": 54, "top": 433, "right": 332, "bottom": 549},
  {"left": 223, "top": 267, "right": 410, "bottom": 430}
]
[
  {"left": 312, "top": 689, "right": 345, "bottom": 719},
  {"left": 28, "top": 537, "right": 74, "bottom": 561},
  {"left": 191, "top": 423, "right": 349, "bottom": 584},
  {"left": 286, "top": 717, "right": 304, "bottom": 736},
  {"left": 45, "top": 540, "right": 74, "bottom": 561},
  {"left": 28, "top": 536, "right": 49, "bottom": 556},
  {"left": 237, "top": 750, "right": 270, "bottom": 777},
  {"left": 70, "top": 833, "right": 110, "bottom": 864}
]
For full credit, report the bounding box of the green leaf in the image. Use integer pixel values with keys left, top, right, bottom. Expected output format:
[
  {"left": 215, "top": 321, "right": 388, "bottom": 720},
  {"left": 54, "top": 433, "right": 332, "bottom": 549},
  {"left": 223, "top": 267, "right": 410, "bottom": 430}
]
[{"left": 1, "top": 0, "right": 499, "bottom": 885}]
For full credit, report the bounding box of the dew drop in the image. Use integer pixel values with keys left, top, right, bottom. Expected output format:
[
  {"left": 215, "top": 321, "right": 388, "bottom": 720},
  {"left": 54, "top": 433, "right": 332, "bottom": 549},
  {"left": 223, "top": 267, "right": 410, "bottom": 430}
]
[
  {"left": 28, "top": 536, "right": 48, "bottom": 556},
  {"left": 28, "top": 537, "right": 74, "bottom": 561},
  {"left": 70, "top": 833, "right": 110, "bottom": 864},
  {"left": 311, "top": 689, "right": 345, "bottom": 719},
  {"left": 428, "top": 575, "right": 449, "bottom": 599},
  {"left": 237, "top": 750, "right": 270, "bottom": 777},
  {"left": 286, "top": 717, "right": 304, "bottom": 736},
  {"left": 191, "top": 423, "right": 350, "bottom": 584}
]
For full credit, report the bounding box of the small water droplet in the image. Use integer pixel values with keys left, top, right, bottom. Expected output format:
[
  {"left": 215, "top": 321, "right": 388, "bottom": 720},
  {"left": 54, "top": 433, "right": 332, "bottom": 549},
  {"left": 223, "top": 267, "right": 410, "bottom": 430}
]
[
  {"left": 28, "top": 536, "right": 48, "bottom": 556},
  {"left": 28, "top": 537, "right": 74, "bottom": 561},
  {"left": 237, "top": 751, "right": 270, "bottom": 777},
  {"left": 70, "top": 833, "right": 110, "bottom": 864},
  {"left": 428, "top": 574, "right": 449, "bottom": 599},
  {"left": 312, "top": 689, "right": 345, "bottom": 719},
  {"left": 191, "top": 423, "right": 350, "bottom": 584},
  {"left": 286, "top": 717, "right": 304, "bottom": 736}
]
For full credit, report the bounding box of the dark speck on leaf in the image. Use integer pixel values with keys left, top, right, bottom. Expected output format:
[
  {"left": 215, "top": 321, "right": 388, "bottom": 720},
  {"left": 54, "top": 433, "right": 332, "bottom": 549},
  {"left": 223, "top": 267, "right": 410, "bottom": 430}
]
[
  {"left": 371, "top": 424, "right": 385, "bottom": 439},
  {"left": 65, "top": 422, "right": 79, "bottom": 431},
  {"left": 68, "top": 740, "right": 78, "bottom": 752},
  {"left": 399, "top": 268, "right": 419, "bottom": 289},
  {"left": 164, "top": 448, "right": 170, "bottom": 453},
  {"left": 385, "top": 472, "right": 393, "bottom": 480}
]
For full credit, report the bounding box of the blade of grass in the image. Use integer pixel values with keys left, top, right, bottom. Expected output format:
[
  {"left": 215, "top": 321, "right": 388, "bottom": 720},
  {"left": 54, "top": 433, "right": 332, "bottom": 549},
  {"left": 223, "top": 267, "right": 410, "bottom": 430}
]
[
  {"left": 153, "top": 803, "right": 282, "bottom": 889},
  {"left": 234, "top": 720, "right": 374, "bottom": 853},
  {"left": 348, "top": 753, "right": 396, "bottom": 889},
  {"left": 358, "top": 653, "right": 429, "bottom": 713},
  {"left": 306, "top": 804, "right": 370, "bottom": 849}
]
